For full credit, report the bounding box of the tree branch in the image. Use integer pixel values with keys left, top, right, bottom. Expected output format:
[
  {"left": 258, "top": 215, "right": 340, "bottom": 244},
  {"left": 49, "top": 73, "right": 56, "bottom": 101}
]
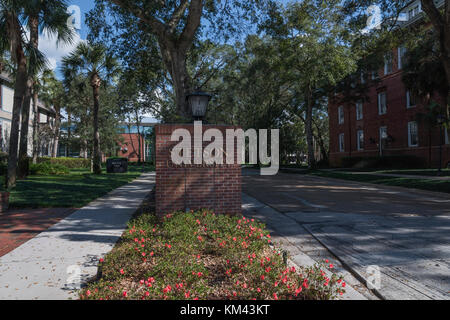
[
  {"left": 179, "top": 0, "right": 203, "bottom": 52},
  {"left": 106, "top": 0, "right": 168, "bottom": 38},
  {"left": 421, "top": 0, "right": 444, "bottom": 32},
  {"left": 168, "top": 0, "right": 190, "bottom": 34}
]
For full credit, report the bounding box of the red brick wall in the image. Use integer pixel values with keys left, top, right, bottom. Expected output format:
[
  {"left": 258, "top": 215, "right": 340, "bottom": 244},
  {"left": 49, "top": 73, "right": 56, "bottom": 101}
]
[
  {"left": 155, "top": 124, "right": 242, "bottom": 216},
  {"left": 118, "top": 133, "right": 145, "bottom": 162},
  {"left": 329, "top": 47, "right": 450, "bottom": 168}
]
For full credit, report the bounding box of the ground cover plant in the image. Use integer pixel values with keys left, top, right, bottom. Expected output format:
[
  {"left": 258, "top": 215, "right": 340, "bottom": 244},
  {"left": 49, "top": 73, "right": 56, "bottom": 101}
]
[{"left": 79, "top": 210, "right": 346, "bottom": 300}]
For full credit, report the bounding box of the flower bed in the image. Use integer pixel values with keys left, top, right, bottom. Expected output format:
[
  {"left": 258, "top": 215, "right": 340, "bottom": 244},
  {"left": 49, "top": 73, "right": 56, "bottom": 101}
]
[{"left": 79, "top": 210, "right": 345, "bottom": 300}]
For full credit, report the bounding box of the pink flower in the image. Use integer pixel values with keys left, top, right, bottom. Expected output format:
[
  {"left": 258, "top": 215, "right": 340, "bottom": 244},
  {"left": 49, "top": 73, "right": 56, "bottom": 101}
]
[
  {"left": 273, "top": 293, "right": 278, "bottom": 300},
  {"left": 120, "top": 269, "right": 124, "bottom": 275}
]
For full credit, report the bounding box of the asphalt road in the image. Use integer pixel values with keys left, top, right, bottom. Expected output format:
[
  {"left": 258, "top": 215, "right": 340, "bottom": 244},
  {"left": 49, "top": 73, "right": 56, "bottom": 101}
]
[{"left": 243, "top": 170, "right": 450, "bottom": 300}]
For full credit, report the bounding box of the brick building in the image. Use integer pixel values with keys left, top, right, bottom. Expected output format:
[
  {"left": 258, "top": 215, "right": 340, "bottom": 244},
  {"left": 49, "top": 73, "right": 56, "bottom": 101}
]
[
  {"left": 329, "top": 0, "right": 449, "bottom": 168},
  {"left": 118, "top": 123, "right": 155, "bottom": 162}
]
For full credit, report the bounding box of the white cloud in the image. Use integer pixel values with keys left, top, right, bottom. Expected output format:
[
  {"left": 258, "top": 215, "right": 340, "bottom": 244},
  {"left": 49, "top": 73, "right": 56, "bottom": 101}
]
[{"left": 39, "top": 29, "right": 84, "bottom": 71}]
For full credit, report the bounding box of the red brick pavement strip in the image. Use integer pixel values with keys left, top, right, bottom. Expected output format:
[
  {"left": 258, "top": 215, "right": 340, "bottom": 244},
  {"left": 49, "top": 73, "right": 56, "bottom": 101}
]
[{"left": 0, "top": 208, "right": 77, "bottom": 257}]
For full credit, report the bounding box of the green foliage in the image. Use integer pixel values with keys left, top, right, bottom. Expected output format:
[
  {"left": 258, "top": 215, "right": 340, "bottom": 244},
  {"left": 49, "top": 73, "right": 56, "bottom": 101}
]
[
  {"left": 30, "top": 162, "right": 70, "bottom": 176},
  {"left": 340, "top": 155, "right": 426, "bottom": 170},
  {"left": 79, "top": 210, "right": 345, "bottom": 300},
  {"left": 36, "top": 157, "right": 91, "bottom": 169}
]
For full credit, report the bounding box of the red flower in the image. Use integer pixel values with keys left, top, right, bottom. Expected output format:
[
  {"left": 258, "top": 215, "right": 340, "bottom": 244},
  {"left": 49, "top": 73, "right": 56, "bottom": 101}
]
[
  {"left": 123, "top": 291, "right": 127, "bottom": 297},
  {"left": 295, "top": 287, "right": 302, "bottom": 296},
  {"left": 120, "top": 269, "right": 125, "bottom": 275},
  {"left": 163, "top": 285, "right": 172, "bottom": 293},
  {"left": 185, "top": 291, "right": 191, "bottom": 299},
  {"left": 99, "top": 258, "right": 104, "bottom": 263},
  {"left": 273, "top": 293, "right": 278, "bottom": 300}
]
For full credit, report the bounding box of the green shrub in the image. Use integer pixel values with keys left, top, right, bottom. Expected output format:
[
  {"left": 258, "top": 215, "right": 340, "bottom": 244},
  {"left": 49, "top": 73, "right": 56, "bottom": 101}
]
[
  {"left": 341, "top": 155, "right": 426, "bottom": 169},
  {"left": 0, "top": 162, "right": 6, "bottom": 175},
  {"left": 0, "top": 152, "right": 8, "bottom": 164},
  {"left": 36, "top": 157, "right": 90, "bottom": 169},
  {"left": 30, "top": 162, "right": 70, "bottom": 175}
]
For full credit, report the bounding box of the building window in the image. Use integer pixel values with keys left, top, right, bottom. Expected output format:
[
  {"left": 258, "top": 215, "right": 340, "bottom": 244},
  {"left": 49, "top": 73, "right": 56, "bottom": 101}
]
[
  {"left": 356, "top": 101, "right": 363, "bottom": 120},
  {"left": 384, "top": 52, "right": 393, "bottom": 75},
  {"left": 398, "top": 46, "right": 407, "bottom": 69},
  {"left": 408, "top": 121, "right": 419, "bottom": 147},
  {"left": 339, "top": 133, "right": 345, "bottom": 152},
  {"left": 406, "top": 90, "right": 416, "bottom": 108},
  {"left": 338, "top": 106, "right": 344, "bottom": 124},
  {"left": 360, "top": 71, "right": 366, "bottom": 84},
  {"left": 408, "top": 4, "right": 421, "bottom": 20},
  {"left": 380, "top": 126, "right": 388, "bottom": 142},
  {"left": 357, "top": 130, "right": 364, "bottom": 151},
  {"left": 445, "top": 128, "right": 449, "bottom": 145},
  {"left": 378, "top": 92, "right": 387, "bottom": 115}
]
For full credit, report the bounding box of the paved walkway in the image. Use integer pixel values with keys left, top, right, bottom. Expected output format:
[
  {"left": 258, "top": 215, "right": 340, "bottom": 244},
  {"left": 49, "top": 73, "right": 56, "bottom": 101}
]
[
  {"left": 243, "top": 170, "right": 450, "bottom": 300},
  {"left": 0, "top": 208, "right": 77, "bottom": 257},
  {"left": 0, "top": 173, "right": 155, "bottom": 300}
]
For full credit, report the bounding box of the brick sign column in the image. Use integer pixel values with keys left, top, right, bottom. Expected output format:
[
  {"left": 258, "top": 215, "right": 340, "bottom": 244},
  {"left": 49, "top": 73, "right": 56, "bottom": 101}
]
[{"left": 155, "top": 124, "right": 242, "bottom": 216}]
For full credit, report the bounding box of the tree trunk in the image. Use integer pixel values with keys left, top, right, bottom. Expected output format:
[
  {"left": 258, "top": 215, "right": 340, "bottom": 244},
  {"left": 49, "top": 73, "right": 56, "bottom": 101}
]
[
  {"left": 91, "top": 75, "right": 102, "bottom": 174},
  {"left": 52, "top": 104, "right": 61, "bottom": 158},
  {"left": 32, "top": 91, "right": 40, "bottom": 164},
  {"left": 159, "top": 41, "right": 192, "bottom": 120},
  {"left": 18, "top": 15, "right": 39, "bottom": 178},
  {"left": 6, "top": 45, "right": 28, "bottom": 189},
  {"left": 305, "top": 85, "right": 316, "bottom": 169}
]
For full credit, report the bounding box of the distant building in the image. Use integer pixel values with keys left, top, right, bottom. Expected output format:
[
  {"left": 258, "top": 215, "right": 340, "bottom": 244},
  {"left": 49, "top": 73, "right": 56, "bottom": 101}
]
[
  {"left": 118, "top": 123, "right": 155, "bottom": 163},
  {"left": 328, "top": 0, "right": 449, "bottom": 168},
  {"left": 0, "top": 71, "right": 56, "bottom": 156}
]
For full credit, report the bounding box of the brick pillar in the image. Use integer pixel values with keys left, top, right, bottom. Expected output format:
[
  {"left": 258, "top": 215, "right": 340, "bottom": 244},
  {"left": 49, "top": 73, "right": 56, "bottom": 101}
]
[{"left": 155, "top": 124, "right": 242, "bottom": 216}]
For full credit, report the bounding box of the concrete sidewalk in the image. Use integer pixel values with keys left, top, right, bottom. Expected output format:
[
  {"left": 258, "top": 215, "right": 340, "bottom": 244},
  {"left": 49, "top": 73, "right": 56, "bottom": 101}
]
[{"left": 0, "top": 172, "right": 155, "bottom": 300}]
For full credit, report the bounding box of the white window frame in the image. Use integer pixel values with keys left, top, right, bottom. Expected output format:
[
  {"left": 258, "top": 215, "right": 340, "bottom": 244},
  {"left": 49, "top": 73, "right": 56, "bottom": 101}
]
[
  {"left": 338, "top": 106, "right": 344, "bottom": 125},
  {"left": 398, "top": 46, "right": 407, "bottom": 69},
  {"left": 406, "top": 90, "right": 416, "bottom": 108},
  {"left": 339, "top": 133, "right": 345, "bottom": 152},
  {"left": 357, "top": 130, "right": 364, "bottom": 151},
  {"left": 408, "top": 121, "right": 419, "bottom": 147},
  {"left": 384, "top": 52, "right": 393, "bottom": 75},
  {"left": 356, "top": 101, "right": 363, "bottom": 120},
  {"left": 379, "top": 126, "right": 387, "bottom": 142},
  {"left": 378, "top": 92, "right": 387, "bottom": 115}
]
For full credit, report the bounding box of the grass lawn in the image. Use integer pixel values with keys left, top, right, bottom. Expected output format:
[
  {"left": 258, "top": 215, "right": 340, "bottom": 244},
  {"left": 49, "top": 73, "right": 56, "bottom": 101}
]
[
  {"left": 2, "top": 164, "right": 154, "bottom": 209},
  {"left": 79, "top": 206, "right": 344, "bottom": 300},
  {"left": 377, "top": 169, "right": 450, "bottom": 177},
  {"left": 309, "top": 170, "right": 450, "bottom": 194}
]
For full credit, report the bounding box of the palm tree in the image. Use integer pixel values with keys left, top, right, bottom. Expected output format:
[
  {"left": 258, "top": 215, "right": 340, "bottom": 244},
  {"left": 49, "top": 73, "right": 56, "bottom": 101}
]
[
  {"left": 0, "top": 0, "right": 73, "bottom": 187},
  {"left": 62, "top": 42, "right": 120, "bottom": 174},
  {"left": 33, "top": 69, "right": 64, "bottom": 161},
  {"left": 0, "top": 0, "right": 30, "bottom": 188},
  {"left": 17, "top": 0, "right": 74, "bottom": 178}
]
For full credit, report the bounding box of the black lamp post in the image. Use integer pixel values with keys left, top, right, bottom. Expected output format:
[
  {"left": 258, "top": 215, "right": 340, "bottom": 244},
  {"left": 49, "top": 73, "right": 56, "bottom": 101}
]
[
  {"left": 187, "top": 91, "right": 212, "bottom": 122},
  {"left": 437, "top": 114, "right": 445, "bottom": 176}
]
